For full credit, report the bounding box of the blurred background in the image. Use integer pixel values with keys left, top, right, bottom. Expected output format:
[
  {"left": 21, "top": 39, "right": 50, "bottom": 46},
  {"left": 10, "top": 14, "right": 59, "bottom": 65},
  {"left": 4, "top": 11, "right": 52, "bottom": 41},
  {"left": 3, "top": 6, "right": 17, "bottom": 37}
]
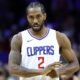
[{"left": 0, "top": 0, "right": 80, "bottom": 79}]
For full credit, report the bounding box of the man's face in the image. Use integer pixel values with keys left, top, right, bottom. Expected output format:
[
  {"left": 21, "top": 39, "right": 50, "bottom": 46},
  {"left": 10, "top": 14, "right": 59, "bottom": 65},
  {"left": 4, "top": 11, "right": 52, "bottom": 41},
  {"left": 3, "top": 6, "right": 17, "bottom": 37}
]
[{"left": 27, "top": 7, "right": 46, "bottom": 32}]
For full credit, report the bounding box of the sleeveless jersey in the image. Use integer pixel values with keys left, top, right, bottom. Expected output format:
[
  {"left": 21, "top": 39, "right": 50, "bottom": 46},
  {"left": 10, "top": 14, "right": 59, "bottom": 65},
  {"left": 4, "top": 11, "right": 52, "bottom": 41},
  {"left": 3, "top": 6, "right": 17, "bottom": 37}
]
[{"left": 20, "top": 28, "right": 60, "bottom": 80}]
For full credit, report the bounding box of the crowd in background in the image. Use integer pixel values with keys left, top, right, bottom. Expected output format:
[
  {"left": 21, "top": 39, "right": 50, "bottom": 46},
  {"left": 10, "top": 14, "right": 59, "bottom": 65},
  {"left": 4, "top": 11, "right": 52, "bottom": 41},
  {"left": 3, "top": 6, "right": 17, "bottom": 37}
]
[{"left": 0, "top": 0, "right": 80, "bottom": 80}]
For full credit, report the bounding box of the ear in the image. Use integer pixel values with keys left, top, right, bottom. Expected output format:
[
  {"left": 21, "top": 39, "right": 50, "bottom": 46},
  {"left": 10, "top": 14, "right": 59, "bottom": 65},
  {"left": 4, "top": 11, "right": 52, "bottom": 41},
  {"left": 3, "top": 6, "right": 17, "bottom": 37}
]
[
  {"left": 43, "top": 13, "right": 47, "bottom": 20},
  {"left": 27, "top": 15, "right": 28, "bottom": 19},
  {"left": 27, "top": 15, "right": 29, "bottom": 21}
]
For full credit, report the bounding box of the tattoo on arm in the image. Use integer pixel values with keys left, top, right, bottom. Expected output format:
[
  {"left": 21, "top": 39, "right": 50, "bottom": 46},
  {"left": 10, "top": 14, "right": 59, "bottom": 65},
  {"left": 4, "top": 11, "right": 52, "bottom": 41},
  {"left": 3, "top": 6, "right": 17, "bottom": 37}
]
[
  {"left": 8, "top": 33, "right": 42, "bottom": 77},
  {"left": 9, "top": 33, "right": 21, "bottom": 65}
]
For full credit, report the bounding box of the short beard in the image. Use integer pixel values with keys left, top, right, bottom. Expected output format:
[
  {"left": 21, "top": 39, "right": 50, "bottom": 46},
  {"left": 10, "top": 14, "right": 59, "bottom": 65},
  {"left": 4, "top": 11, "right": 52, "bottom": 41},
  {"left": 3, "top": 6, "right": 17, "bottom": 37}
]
[{"left": 32, "top": 25, "right": 43, "bottom": 32}]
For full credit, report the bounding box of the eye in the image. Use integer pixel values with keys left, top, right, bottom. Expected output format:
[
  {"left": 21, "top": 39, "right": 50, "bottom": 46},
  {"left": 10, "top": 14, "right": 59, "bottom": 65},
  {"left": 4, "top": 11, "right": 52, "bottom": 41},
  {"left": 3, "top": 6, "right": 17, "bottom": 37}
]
[
  {"left": 36, "top": 14, "right": 41, "bottom": 18},
  {"left": 29, "top": 16, "right": 34, "bottom": 19}
]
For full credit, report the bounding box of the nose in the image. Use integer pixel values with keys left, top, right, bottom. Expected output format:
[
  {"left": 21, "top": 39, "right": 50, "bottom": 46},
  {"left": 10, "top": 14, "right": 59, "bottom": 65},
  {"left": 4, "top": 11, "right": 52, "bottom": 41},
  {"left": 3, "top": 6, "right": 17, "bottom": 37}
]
[{"left": 33, "top": 18, "right": 38, "bottom": 23}]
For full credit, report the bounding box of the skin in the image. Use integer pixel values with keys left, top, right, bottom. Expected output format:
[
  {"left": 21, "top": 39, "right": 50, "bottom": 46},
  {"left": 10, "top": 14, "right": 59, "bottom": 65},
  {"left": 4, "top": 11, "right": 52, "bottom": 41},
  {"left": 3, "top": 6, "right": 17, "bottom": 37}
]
[
  {"left": 8, "top": 33, "right": 50, "bottom": 77},
  {"left": 8, "top": 6, "right": 79, "bottom": 78},
  {"left": 27, "top": 7, "right": 46, "bottom": 32},
  {"left": 0, "top": 76, "right": 6, "bottom": 80},
  {"left": 47, "top": 31, "right": 79, "bottom": 78},
  {"left": 8, "top": 7, "right": 51, "bottom": 77}
]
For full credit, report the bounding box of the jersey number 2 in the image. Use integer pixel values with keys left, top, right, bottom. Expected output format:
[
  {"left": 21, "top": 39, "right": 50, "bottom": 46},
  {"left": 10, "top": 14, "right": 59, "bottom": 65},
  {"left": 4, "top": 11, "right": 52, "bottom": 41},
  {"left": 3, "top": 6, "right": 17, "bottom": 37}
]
[{"left": 38, "top": 57, "right": 44, "bottom": 69}]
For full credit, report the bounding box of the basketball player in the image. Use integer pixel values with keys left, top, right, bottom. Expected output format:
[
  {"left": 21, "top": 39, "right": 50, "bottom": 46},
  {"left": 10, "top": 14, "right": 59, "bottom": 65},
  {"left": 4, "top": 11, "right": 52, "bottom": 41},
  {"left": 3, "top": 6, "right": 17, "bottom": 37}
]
[{"left": 8, "top": 2, "right": 79, "bottom": 80}]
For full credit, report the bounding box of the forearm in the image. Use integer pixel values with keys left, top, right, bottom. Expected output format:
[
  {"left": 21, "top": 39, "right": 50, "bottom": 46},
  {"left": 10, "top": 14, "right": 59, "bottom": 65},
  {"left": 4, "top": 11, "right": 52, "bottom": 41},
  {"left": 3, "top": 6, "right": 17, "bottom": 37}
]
[
  {"left": 57, "top": 62, "right": 79, "bottom": 76},
  {"left": 8, "top": 64, "right": 41, "bottom": 77}
]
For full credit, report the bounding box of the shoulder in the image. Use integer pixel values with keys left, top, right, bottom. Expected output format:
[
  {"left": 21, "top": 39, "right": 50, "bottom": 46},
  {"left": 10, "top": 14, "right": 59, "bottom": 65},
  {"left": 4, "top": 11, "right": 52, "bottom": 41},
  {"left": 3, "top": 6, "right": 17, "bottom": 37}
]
[
  {"left": 11, "top": 32, "right": 22, "bottom": 42},
  {"left": 56, "top": 31, "right": 71, "bottom": 48},
  {"left": 56, "top": 31, "right": 68, "bottom": 40},
  {"left": 11, "top": 32, "right": 22, "bottom": 49},
  {"left": 11, "top": 29, "right": 29, "bottom": 43}
]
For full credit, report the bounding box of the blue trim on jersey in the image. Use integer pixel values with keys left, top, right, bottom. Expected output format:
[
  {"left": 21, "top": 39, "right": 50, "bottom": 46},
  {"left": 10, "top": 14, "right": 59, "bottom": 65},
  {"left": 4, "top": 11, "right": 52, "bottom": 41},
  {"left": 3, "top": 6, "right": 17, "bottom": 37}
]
[
  {"left": 27, "top": 28, "right": 50, "bottom": 40},
  {"left": 27, "top": 46, "right": 54, "bottom": 57}
]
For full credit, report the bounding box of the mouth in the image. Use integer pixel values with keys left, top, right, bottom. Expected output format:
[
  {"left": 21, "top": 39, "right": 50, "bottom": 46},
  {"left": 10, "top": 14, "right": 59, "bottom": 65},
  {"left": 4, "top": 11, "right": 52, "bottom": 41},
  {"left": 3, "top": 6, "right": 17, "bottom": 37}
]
[
  {"left": 33, "top": 24, "right": 39, "bottom": 27},
  {"left": 32, "top": 24, "right": 41, "bottom": 31}
]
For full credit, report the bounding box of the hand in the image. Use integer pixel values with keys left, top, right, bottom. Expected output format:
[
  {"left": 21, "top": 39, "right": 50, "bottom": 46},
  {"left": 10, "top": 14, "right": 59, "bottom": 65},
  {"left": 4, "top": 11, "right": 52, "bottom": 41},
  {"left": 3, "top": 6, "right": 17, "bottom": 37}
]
[
  {"left": 45, "top": 62, "right": 63, "bottom": 78},
  {"left": 40, "top": 62, "right": 63, "bottom": 78},
  {"left": 40, "top": 66, "right": 58, "bottom": 78},
  {"left": 46, "top": 67, "right": 58, "bottom": 78}
]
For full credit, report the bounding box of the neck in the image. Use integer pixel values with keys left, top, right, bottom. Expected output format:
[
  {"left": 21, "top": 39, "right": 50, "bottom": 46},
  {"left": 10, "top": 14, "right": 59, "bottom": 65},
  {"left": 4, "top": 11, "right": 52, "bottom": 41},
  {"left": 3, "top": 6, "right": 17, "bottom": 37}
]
[
  {"left": 29, "top": 26, "right": 48, "bottom": 38},
  {"left": 31, "top": 26, "right": 46, "bottom": 35}
]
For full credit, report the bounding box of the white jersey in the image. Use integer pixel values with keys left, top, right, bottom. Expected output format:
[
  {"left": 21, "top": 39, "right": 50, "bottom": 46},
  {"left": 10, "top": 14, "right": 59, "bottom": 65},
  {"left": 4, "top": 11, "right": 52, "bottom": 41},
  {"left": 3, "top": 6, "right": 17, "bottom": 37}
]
[{"left": 20, "top": 28, "right": 60, "bottom": 80}]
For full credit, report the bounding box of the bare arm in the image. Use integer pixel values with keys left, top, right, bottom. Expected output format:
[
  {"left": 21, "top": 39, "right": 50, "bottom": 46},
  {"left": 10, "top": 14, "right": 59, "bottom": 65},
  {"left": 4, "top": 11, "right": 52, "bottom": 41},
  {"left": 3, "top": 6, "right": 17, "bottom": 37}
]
[
  {"left": 8, "top": 33, "right": 44, "bottom": 77},
  {"left": 47, "top": 31, "right": 79, "bottom": 78},
  {"left": 56, "top": 32, "right": 79, "bottom": 76}
]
